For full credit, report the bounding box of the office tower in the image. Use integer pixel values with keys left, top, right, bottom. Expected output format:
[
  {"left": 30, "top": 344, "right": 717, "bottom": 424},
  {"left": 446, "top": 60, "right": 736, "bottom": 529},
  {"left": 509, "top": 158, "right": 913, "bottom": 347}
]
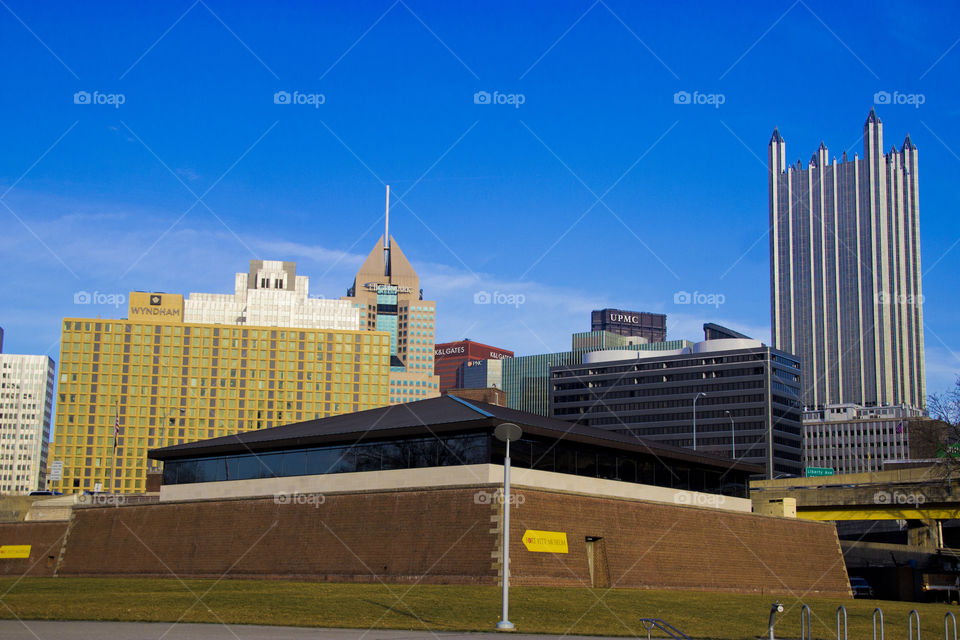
[
  {"left": 342, "top": 187, "right": 440, "bottom": 405},
  {"left": 457, "top": 358, "right": 505, "bottom": 391},
  {"left": 434, "top": 339, "right": 513, "bottom": 392},
  {"left": 183, "top": 260, "right": 358, "bottom": 330},
  {"left": 769, "top": 109, "right": 925, "bottom": 411},
  {"left": 504, "top": 330, "right": 690, "bottom": 417},
  {"left": 50, "top": 294, "right": 391, "bottom": 494},
  {"left": 550, "top": 328, "right": 803, "bottom": 478},
  {"left": 0, "top": 351, "right": 55, "bottom": 493}
]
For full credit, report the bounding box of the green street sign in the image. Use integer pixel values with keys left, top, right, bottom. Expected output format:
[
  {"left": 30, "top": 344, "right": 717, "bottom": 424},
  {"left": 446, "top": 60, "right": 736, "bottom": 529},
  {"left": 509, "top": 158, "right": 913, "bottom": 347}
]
[{"left": 806, "top": 467, "right": 835, "bottom": 477}]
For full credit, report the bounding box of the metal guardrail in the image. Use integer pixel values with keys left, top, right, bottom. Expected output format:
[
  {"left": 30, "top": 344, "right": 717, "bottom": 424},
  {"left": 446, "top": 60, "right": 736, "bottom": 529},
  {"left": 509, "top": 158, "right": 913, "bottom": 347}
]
[
  {"left": 910, "top": 609, "right": 922, "bottom": 640},
  {"left": 837, "top": 606, "right": 848, "bottom": 640},
  {"left": 800, "top": 604, "right": 811, "bottom": 640},
  {"left": 787, "top": 602, "right": 960, "bottom": 640},
  {"left": 873, "top": 607, "right": 884, "bottom": 640},
  {"left": 638, "top": 618, "right": 691, "bottom": 640}
]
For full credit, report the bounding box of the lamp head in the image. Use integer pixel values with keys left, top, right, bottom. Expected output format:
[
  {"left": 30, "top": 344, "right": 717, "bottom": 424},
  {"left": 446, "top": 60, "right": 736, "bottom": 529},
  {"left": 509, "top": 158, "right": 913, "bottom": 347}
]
[{"left": 494, "top": 422, "right": 523, "bottom": 443}]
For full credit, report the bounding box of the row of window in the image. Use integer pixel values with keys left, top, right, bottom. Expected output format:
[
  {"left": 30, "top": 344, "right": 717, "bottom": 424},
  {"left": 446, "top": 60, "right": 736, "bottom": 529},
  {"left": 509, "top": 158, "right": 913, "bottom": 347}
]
[
  {"left": 161, "top": 432, "right": 751, "bottom": 497},
  {"left": 63, "top": 322, "right": 381, "bottom": 342}
]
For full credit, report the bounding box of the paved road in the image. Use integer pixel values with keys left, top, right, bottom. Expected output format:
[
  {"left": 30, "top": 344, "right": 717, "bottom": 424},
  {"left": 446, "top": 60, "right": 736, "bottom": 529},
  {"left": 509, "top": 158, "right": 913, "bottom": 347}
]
[{"left": 0, "top": 621, "right": 631, "bottom": 640}]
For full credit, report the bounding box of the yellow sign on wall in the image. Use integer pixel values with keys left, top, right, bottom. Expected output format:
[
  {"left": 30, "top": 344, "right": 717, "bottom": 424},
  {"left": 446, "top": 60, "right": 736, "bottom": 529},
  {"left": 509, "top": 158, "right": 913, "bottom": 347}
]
[
  {"left": 0, "top": 545, "right": 31, "bottom": 559},
  {"left": 522, "top": 530, "right": 568, "bottom": 553},
  {"left": 128, "top": 292, "right": 184, "bottom": 324}
]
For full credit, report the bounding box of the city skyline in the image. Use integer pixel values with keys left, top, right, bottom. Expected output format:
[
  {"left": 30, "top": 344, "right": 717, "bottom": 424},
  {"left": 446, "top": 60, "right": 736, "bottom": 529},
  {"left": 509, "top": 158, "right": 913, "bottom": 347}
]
[{"left": 1, "top": 1, "right": 959, "bottom": 401}]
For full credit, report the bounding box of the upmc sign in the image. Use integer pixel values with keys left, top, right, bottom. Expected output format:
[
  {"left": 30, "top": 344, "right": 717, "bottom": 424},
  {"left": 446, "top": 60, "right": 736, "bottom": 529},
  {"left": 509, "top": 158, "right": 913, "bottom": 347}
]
[
  {"left": 592, "top": 308, "right": 667, "bottom": 340},
  {"left": 608, "top": 313, "right": 644, "bottom": 324}
]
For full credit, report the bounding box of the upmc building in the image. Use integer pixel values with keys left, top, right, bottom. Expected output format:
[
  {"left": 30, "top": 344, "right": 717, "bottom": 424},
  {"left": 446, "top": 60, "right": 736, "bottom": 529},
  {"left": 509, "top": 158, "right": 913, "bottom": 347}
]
[
  {"left": 591, "top": 309, "right": 667, "bottom": 342},
  {"left": 434, "top": 339, "right": 513, "bottom": 391}
]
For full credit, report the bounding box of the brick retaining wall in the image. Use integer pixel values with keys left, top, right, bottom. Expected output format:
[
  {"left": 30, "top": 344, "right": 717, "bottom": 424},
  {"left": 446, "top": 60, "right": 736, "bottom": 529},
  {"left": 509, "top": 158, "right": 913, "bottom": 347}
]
[
  {"left": 0, "top": 485, "right": 850, "bottom": 596},
  {"left": 505, "top": 489, "right": 850, "bottom": 595},
  {"left": 0, "top": 522, "right": 69, "bottom": 577}
]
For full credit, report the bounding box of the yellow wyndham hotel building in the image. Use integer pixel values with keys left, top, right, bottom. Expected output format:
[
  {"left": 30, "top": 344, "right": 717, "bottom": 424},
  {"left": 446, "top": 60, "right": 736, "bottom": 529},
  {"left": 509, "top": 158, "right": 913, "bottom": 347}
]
[{"left": 51, "top": 292, "right": 390, "bottom": 494}]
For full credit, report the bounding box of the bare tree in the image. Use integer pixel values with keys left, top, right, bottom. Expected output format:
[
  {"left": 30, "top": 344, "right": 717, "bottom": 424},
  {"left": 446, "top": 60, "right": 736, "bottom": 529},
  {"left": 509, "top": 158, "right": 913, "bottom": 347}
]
[
  {"left": 926, "top": 375, "right": 960, "bottom": 457},
  {"left": 913, "top": 376, "right": 960, "bottom": 495},
  {"left": 930, "top": 376, "right": 960, "bottom": 426}
]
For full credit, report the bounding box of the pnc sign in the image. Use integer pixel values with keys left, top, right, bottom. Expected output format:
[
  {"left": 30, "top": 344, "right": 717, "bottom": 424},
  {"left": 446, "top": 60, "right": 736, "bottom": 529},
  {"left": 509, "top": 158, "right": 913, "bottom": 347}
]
[
  {"left": 128, "top": 292, "right": 184, "bottom": 324},
  {"left": 522, "top": 529, "right": 568, "bottom": 553}
]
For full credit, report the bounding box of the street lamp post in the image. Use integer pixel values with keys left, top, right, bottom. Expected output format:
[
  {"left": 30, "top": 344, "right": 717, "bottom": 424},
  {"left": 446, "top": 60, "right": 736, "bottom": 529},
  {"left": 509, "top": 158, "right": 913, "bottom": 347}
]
[
  {"left": 725, "top": 410, "right": 735, "bottom": 459},
  {"left": 494, "top": 422, "right": 523, "bottom": 632},
  {"left": 692, "top": 392, "right": 706, "bottom": 451}
]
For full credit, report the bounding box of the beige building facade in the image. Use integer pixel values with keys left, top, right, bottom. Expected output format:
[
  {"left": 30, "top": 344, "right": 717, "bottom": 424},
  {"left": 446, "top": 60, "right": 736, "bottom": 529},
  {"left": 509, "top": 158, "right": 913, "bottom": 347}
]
[{"left": 342, "top": 218, "right": 439, "bottom": 404}]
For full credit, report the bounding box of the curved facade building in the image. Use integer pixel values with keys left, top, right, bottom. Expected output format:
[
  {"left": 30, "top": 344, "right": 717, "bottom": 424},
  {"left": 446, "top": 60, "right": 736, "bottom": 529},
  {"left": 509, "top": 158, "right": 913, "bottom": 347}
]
[{"left": 552, "top": 330, "right": 803, "bottom": 478}]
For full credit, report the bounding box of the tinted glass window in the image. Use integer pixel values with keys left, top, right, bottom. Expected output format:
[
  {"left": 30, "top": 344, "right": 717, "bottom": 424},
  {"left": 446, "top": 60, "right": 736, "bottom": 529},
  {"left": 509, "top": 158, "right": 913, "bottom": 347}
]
[
  {"left": 460, "top": 435, "right": 488, "bottom": 465},
  {"left": 577, "top": 450, "right": 596, "bottom": 477},
  {"left": 236, "top": 455, "right": 258, "bottom": 480},
  {"left": 355, "top": 446, "right": 381, "bottom": 472},
  {"left": 158, "top": 430, "right": 749, "bottom": 499},
  {"left": 196, "top": 458, "right": 217, "bottom": 483},
  {"left": 213, "top": 457, "right": 229, "bottom": 482},
  {"left": 672, "top": 466, "right": 690, "bottom": 490},
  {"left": 305, "top": 448, "right": 344, "bottom": 475},
  {"left": 178, "top": 460, "right": 198, "bottom": 484},
  {"left": 282, "top": 450, "right": 306, "bottom": 476},
  {"left": 531, "top": 442, "right": 554, "bottom": 471},
  {"left": 617, "top": 457, "right": 637, "bottom": 483},
  {"left": 597, "top": 451, "right": 615, "bottom": 479},
  {"left": 380, "top": 442, "right": 407, "bottom": 470},
  {"left": 510, "top": 440, "right": 531, "bottom": 469},
  {"left": 555, "top": 446, "right": 576, "bottom": 475},
  {"left": 162, "top": 461, "right": 179, "bottom": 485},
  {"left": 409, "top": 439, "right": 438, "bottom": 468},
  {"left": 439, "top": 435, "right": 485, "bottom": 466},
  {"left": 258, "top": 453, "right": 283, "bottom": 479}
]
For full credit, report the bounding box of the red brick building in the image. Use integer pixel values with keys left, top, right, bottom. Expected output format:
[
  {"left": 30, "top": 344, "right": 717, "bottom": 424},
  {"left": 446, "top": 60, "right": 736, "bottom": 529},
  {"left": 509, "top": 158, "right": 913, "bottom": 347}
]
[{"left": 434, "top": 339, "right": 513, "bottom": 392}]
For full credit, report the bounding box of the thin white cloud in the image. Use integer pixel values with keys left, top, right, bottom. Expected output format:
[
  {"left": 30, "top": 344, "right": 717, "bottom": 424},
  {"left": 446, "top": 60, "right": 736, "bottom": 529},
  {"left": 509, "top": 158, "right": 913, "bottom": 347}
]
[{"left": 925, "top": 345, "right": 960, "bottom": 396}]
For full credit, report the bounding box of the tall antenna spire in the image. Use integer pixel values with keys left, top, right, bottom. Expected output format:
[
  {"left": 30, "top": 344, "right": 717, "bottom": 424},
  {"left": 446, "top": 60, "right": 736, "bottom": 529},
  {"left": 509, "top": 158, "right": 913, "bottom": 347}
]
[{"left": 383, "top": 185, "right": 390, "bottom": 277}]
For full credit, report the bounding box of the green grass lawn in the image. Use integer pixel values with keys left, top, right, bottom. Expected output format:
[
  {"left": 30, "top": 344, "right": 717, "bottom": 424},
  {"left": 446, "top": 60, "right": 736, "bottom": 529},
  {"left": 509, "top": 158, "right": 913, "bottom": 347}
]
[{"left": 0, "top": 578, "right": 956, "bottom": 638}]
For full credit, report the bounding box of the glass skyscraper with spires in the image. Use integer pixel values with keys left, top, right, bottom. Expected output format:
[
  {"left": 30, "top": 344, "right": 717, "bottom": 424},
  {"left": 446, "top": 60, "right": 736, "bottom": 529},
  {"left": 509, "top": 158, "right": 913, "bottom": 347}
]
[{"left": 769, "top": 109, "right": 925, "bottom": 413}]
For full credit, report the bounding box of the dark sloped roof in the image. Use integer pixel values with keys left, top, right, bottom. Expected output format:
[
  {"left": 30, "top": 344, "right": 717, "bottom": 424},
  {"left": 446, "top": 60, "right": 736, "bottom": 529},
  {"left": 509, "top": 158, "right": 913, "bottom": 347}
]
[
  {"left": 149, "top": 395, "right": 488, "bottom": 458},
  {"left": 148, "top": 395, "right": 762, "bottom": 473},
  {"left": 703, "top": 322, "right": 753, "bottom": 340}
]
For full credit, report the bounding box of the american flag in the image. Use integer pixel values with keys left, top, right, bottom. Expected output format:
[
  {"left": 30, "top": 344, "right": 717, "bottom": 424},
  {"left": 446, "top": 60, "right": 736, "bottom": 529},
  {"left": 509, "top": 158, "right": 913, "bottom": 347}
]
[
  {"left": 896, "top": 421, "right": 904, "bottom": 434},
  {"left": 114, "top": 406, "right": 120, "bottom": 450}
]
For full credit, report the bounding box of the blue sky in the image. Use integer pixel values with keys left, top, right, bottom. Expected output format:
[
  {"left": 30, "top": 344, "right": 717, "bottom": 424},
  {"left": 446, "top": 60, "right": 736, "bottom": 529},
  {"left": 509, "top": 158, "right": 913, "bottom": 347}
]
[{"left": 1, "top": 0, "right": 959, "bottom": 397}]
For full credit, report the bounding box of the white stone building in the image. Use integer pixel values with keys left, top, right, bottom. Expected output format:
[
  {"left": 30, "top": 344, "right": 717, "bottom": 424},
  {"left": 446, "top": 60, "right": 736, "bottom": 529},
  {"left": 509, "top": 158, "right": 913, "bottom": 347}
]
[
  {"left": 0, "top": 353, "right": 55, "bottom": 494},
  {"left": 183, "top": 260, "right": 359, "bottom": 330},
  {"left": 802, "top": 403, "right": 924, "bottom": 474}
]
